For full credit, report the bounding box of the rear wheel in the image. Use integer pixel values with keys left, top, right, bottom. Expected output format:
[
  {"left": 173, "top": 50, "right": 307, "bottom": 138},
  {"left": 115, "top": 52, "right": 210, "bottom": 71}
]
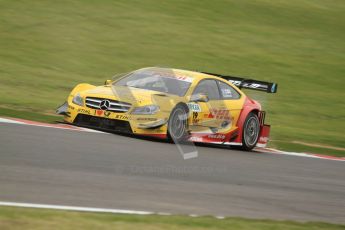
[
  {"left": 241, "top": 112, "right": 260, "bottom": 150},
  {"left": 167, "top": 104, "right": 189, "bottom": 143}
]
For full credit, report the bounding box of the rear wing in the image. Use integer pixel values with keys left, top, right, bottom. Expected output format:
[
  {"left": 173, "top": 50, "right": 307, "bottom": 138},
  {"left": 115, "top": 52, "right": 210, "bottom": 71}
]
[{"left": 201, "top": 72, "right": 278, "bottom": 93}]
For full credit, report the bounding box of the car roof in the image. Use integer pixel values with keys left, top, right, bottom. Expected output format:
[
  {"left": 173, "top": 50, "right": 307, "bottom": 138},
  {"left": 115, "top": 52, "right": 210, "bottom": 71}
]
[{"left": 138, "top": 67, "right": 222, "bottom": 82}]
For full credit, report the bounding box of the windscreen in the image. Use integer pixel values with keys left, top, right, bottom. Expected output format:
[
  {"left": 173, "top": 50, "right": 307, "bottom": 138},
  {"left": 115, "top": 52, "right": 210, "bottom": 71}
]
[{"left": 114, "top": 68, "right": 193, "bottom": 97}]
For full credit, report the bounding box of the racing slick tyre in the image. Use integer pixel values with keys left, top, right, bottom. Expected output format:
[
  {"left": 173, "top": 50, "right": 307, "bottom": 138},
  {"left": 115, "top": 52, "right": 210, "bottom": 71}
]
[
  {"left": 241, "top": 112, "right": 260, "bottom": 151},
  {"left": 168, "top": 104, "right": 189, "bottom": 143}
]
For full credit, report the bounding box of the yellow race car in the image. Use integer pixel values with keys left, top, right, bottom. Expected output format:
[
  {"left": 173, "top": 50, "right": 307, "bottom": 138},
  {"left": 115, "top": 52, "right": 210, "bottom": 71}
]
[{"left": 57, "top": 67, "right": 277, "bottom": 150}]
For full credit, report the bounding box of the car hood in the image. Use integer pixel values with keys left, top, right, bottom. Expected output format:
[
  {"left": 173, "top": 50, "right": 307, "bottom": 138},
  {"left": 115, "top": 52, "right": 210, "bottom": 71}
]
[{"left": 80, "top": 85, "right": 182, "bottom": 107}]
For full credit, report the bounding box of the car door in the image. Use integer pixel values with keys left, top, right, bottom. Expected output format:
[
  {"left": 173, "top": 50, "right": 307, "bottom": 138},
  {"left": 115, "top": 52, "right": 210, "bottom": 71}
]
[
  {"left": 216, "top": 80, "right": 244, "bottom": 131},
  {"left": 188, "top": 79, "right": 229, "bottom": 133}
]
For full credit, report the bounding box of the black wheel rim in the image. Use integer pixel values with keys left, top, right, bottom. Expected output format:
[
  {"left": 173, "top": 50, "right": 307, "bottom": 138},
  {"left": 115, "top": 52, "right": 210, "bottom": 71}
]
[
  {"left": 169, "top": 108, "right": 187, "bottom": 140},
  {"left": 244, "top": 116, "right": 259, "bottom": 146}
]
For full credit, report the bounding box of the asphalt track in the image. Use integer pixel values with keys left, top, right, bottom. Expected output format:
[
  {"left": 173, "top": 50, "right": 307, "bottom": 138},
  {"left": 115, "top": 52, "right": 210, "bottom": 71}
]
[{"left": 0, "top": 123, "right": 344, "bottom": 224}]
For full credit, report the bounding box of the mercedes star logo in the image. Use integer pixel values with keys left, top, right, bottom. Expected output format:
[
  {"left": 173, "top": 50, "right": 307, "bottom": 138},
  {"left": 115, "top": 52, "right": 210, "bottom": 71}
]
[{"left": 100, "top": 100, "right": 110, "bottom": 110}]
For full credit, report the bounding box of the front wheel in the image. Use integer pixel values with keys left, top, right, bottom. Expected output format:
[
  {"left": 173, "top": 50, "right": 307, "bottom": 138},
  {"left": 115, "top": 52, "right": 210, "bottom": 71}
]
[
  {"left": 241, "top": 112, "right": 260, "bottom": 150},
  {"left": 167, "top": 104, "right": 189, "bottom": 143}
]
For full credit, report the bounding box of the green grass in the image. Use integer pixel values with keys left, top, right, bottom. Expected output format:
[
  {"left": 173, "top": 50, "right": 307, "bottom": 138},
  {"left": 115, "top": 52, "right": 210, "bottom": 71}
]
[
  {"left": 0, "top": 206, "right": 344, "bottom": 230},
  {"left": 0, "top": 0, "right": 344, "bottom": 154},
  {"left": 270, "top": 140, "right": 345, "bottom": 157},
  {"left": 0, "top": 107, "right": 59, "bottom": 123}
]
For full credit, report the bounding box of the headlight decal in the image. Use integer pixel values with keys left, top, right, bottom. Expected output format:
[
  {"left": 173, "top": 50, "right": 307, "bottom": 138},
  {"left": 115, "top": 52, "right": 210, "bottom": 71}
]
[
  {"left": 72, "top": 93, "right": 84, "bottom": 106},
  {"left": 131, "top": 105, "right": 160, "bottom": 115}
]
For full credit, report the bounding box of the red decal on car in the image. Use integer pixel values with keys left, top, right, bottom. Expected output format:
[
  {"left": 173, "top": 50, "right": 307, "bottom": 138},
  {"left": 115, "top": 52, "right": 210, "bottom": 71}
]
[
  {"left": 96, "top": 110, "right": 104, "bottom": 116},
  {"left": 208, "top": 109, "right": 230, "bottom": 120}
]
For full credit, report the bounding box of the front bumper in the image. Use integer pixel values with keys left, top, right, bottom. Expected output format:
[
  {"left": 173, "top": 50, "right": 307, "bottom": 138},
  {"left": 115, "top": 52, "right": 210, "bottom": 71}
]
[
  {"left": 56, "top": 101, "right": 168, "bottom": 137},
  {"left": 137, "top": 118, "right": 167, "bottom": 129},
  {"left": 74, "top": 114, "right": 133, "bottom": 134}
]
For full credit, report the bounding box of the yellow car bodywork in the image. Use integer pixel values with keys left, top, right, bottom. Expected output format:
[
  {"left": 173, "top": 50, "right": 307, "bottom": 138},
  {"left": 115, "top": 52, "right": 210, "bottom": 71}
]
[
  {"left": 62, "top": 68, "right": 244, "bottom": 137},
  {"left": 57, "top": 67, "right": 271, "bottom": 148}
]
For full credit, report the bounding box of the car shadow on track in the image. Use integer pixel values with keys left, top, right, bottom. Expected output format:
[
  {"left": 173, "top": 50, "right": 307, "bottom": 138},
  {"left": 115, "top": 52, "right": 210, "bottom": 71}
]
[{"left": 58, "top": 121, "right": 258, "bottom": 154}]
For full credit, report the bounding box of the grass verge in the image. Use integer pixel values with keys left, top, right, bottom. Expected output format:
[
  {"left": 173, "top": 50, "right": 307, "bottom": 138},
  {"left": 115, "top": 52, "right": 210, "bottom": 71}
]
[
  {"left": 0, "top": 206, "right": 344, "bottom": 230},
  {"left": 270, "top": 140, "right": 345, "bottom": 158}
]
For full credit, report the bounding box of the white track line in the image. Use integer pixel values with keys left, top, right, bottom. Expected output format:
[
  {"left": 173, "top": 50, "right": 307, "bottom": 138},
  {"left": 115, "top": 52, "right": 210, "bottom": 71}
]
[
  {"left": 0, "top": 201, "right": 227, "bottom": 220},
  {"left": 255, "top": 147, "right": 345, "bottom": 162},
  {"left": 0, "top": 201, "right": 153, "bottom": 215},
  {"left": 0, "top": 118, "right": 24, "bottom": 124},
  {"left": 0, "top": 117, "right": 106, "bottom": 134}
]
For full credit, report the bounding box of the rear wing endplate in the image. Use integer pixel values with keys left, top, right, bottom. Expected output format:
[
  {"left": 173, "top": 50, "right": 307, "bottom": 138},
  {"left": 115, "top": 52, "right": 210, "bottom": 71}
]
[{"left": 201, "top": 72, "right": 278, "bottom": 93}]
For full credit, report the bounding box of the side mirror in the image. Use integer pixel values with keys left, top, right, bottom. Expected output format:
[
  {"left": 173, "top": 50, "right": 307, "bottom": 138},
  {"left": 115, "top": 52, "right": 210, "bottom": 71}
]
[
  {"left": 104, "top": 80, "right": 112, "bottom": 85},
  {"left": 190, "top": 93, "right": 209, "bottom": 102}
]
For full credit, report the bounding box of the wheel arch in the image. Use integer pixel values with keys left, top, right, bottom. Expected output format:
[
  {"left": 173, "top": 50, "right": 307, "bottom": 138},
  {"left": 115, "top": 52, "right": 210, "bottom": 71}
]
[
  {"left": 167, "top": 102, "right": 189, "bottom": 120},
  {"left": 177, "top": 102, "right": 190, "bottom": 114},
  {"left": 233, "top": 97, "right": 262, "bottom": 144},
  {"left": 167, "top": 102, "right": 190, "bottom": 141}
]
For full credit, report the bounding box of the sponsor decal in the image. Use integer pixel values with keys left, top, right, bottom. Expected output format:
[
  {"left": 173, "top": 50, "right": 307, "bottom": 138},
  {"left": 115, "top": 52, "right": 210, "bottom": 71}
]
[
  {"left": 189, "top": 136, "right": 203, "bottom": 142},
  {"left": 175, "top": 75, "right": 193, "bottom": 83},
  {"left": 208, "top": 134, "right": 226, "bottom": 140},
  {"left": 229, "top": 80, "right": 264, "bottom": 90},
  {"left": 192, "top": 112, "right": 199, "bottom": 124},
  {"left": 104, "top": 111, "right": 111, "bottom": 117},
  {"left": 259, "top": 137, "right": 269, "bottom": 143},
  {"left": 145, "top": 70, "right": 193, "bottom": 83},
  {"left": 115, "top": 114, "right": 130, "bottom": 120},
  {"left": 242, "top": 83, "right": 262, "bottom": 89},
  {"left": 207, "top": 109, "right": 231, "bottom": 120},
  {"left": 187, "top": 103, "right": 201, "bottom": 112},
  {"left": 228, "top": 80, "right": 242, "bottom": 86},
  {"left": 137, "top": 118, "right": 157, "bottom": 121},
  {"left": 95, "top": 110, "right": 104, "bottom": 116},
  {"left": 78, "top": 108, "right": 91, "bottom": 115},
  {"left": 68, "top": 105, "right": 75, "bottom": 110},
  {"left": 221, "top": 88, "right": 233, "bottom": 98}
]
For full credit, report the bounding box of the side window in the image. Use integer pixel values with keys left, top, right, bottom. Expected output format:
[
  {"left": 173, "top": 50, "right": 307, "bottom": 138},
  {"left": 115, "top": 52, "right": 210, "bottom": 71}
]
[
  {"left": 218, "top": 81, "right": 241, "bottom": 99},
  {"left": 193, "top": 80, "right": 220, "bottom": 100}
]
